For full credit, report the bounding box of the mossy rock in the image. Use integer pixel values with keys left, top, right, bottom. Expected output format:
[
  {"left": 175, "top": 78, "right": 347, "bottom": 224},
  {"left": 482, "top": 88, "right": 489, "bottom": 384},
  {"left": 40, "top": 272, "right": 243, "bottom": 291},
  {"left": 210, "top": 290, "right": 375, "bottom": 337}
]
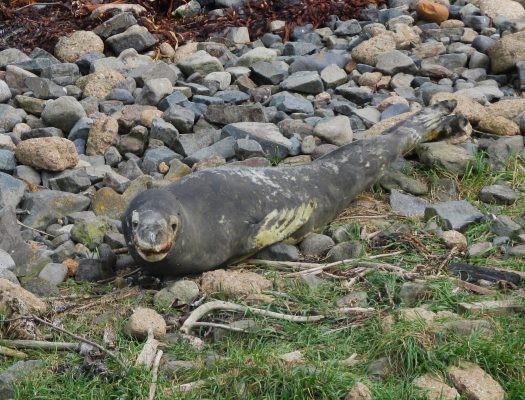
[{"left": 70, "top": 217, "right": 110, "bottom": 250}]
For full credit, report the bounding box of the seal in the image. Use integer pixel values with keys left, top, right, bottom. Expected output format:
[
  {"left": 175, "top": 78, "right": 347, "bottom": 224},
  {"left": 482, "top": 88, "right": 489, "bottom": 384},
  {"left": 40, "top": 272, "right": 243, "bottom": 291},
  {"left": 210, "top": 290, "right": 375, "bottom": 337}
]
[{"left": 123, "top": 101, "right": 468, "bottom": 276}]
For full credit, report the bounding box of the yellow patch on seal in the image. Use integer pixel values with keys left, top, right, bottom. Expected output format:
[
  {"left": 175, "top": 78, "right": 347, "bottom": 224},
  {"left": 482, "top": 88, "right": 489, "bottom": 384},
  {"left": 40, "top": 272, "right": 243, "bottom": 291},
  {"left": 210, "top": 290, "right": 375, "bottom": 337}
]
[{"left": 254, "top": 200, "right": 316, "bottom": 249}]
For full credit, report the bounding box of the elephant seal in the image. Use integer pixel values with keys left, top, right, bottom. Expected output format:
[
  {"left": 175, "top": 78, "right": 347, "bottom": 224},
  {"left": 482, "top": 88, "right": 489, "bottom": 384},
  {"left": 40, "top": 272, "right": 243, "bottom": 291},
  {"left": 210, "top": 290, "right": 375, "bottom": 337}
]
[{"left": 123, "top": 101, "right": 468, "bottom": 276}]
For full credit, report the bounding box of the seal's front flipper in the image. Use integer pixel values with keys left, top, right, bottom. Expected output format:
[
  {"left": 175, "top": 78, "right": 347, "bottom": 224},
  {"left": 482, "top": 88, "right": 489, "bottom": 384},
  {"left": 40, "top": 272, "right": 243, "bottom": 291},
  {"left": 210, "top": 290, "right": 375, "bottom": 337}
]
[{"left": 253, "top": 200, "right": 316, "bottom": 249}]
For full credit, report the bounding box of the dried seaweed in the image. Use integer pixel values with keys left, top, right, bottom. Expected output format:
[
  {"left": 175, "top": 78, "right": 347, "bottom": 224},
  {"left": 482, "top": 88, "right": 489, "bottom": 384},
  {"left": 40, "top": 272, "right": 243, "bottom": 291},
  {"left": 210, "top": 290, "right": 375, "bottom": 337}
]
[{"left": 0, "top": 0, "right": 382, "bottom": 53}]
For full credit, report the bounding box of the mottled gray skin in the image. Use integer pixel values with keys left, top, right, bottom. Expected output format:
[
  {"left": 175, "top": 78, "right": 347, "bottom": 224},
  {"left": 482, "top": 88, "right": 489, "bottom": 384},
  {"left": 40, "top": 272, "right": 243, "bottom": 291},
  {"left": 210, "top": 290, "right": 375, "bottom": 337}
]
[{"left": 123, "top": 101, "right": 467, "bottom": 276}]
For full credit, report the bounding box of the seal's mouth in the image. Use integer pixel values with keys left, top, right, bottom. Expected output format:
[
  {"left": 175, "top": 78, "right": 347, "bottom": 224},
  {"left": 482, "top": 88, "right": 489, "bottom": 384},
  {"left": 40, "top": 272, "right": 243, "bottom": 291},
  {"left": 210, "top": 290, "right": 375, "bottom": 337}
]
[{"left": 134, "top": 237, "right": 173, "bottom": 262}]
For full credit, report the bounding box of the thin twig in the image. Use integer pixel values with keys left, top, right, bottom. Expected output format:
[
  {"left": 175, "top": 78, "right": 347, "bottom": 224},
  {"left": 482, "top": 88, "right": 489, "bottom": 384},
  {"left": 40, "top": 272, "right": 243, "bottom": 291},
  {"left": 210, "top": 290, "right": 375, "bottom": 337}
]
[
  {"left": 191, "top": 322, "right": 249, "bottom": 333},
  {"left": 30, "top": 315, "right": 127, "bottom": 369},
  {"left": 16, "top": 220, "right": 55, "bottom": 237},
  {"left": 0, "top": 339, "right": 79, "bottom": 351},
  {"left": 136, "top": 330, "right": 159, "bottom": 369},
  {"left": 0, "top": 345, "right": 27, "bottom": 358},
  {"left": 180, "top": 300, "right": 324, "bottom": 334},
  {"left": 148, "top": 350, "right": 163, "bottom": 400}
]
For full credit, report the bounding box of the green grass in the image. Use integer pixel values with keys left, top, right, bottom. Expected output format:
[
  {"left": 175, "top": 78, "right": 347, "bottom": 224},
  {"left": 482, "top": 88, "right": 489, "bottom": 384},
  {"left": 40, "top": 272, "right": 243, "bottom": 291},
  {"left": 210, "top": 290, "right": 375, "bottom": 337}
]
[{"left": 2, "top": 151, "right": 525, "bottom": 399}]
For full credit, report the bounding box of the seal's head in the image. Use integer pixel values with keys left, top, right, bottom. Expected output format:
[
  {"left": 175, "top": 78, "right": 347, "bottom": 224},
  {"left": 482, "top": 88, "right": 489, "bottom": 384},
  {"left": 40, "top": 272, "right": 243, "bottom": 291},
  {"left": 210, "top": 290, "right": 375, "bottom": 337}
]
[{"left": 123, "top": 190, "right": 181, "bottom": 263}]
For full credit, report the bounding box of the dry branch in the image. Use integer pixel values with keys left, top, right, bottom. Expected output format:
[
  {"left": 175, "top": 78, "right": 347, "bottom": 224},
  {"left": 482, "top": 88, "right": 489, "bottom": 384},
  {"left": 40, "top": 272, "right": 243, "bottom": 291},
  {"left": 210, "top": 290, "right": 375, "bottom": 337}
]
[
  {"left": 180, "top": 300, "right": 324, "bottom": 334},
  {"left": 28, "top": 315, "right": 127, "bottom": 369},
  {"left": 136, "top": 330, "right": 159, "bottom": 369},
  {"left": 0, "top": 339, "right": 79, "bottom": 351},
  {"left": 0, "top": 345, "right": 27, "bottom": 358},
  {"left": 148, "top": 350, "right": 163, "bottom": 400}
]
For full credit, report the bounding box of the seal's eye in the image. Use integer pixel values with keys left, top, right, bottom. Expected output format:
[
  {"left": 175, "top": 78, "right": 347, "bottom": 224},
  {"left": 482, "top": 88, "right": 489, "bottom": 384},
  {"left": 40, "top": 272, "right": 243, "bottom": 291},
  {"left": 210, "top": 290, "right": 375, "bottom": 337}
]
[
  {"left": 132, "top": 220, "right": 138, "bottom": 229},
  {"left": 171, "top": 223, "right": 177, "bottom": 230}
]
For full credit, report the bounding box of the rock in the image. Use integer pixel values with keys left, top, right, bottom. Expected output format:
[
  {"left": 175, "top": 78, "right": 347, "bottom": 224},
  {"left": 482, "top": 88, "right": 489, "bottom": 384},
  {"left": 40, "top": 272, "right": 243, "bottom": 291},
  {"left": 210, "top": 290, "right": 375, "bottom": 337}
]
[
  {"left": 200, "top": 269, "right": 272, "bottom": 297},
  {"left": 173, "top": 0, "right": 201, "bottom": 17},
  {"left": 336, "top": 291, "right": 368, "bottom": 308},
  {"left": 281, "top": 71, "right": 324, "bottom": 94},
  {"left": 351, "top": 34, "right": 397, "bottom": 66},
  {"left": 413, "top": 374, "right": 460, "bottom": 400},
  {"left": 279, "top": 350, "right": 304, "bottom": 365},
  {"left": 204, "top": 104, "right": 267, "bottom": 125},
  {"left": 490, "top": 215, "right": 522, "bottom": 238},
  {"left": 162, "top": 104, "right": 195, "bottom": 133},
  {"left": 398, "top": 307, "right": 437, "bottom": 323},
  {"left": 440, "top": 230, "right": 468, "bottom": 251},
  {"left": 223, "top": 122, "right": 292, "bottom": 159},
  {"left": 430, "top": 93, "right": 486, "bottom": 125},
  {"left": 444, "top": 320, "right": 493, "bottom": 335},
  {"left": 92, "top": 187, "right": 127, "bottom": 219},
  {"left": 299, "top": 233, "right": 335, "bottom": 256},
  {"left": 124, "top": 307, "right": 166, "bottom": 339},
  {"left": 106, "top": 25, "right": 157, "bottom": 54},
  {"left": 237, "top": 47, "right": 277, "bottom": 67},
  {"left": 480, "top": 0, "right": 525, "bottom": 20},
  {"left": 488, "top": 31, "right": 525, "bottom": 73},
  {"left": 93, "top": 12, "right": 137, "bottom": 39},
  {"left": 254, "top": 243, "right": 300, "bottom": 262},
  {"left": 486, "top": 99, "right": 525, "bottom": 120},
  {"left": 136, "top": 78, "right": 173, "bottom": 106},
  {"left": 154, "top": 280, "right": 200, "bottom": 307},
  {"left": 508, "top": 244, "right": 525, "bottom": 257},
  {"left": 458, "top": 300, "right": 523, "bottom": 316},
  {"left": 0, "top": 249, "right": 16, "bottom": 271},
  {"left": 21, "top": 190, "right": 90, "bottom": 230},
  {"left": 41, "top": 96, "right": 86, "bottom": 133},
  {"left": 71, "top": 217, "right": 110, "bottom": 250},
  {"left": 269, "top": 91, "right": 314, "bottom": 114},
  {"left": 79, "top": 69, "right": 125, "bottom": 98},
  {"left": 86, "top": 116, "right": 119, "bottom": 156},
  {"left": 15, "top": 137, "right": 79, "bottom": 172},
  {"left": 313, "top": 116, "right": 353, "bottom": 146},
  {"left": 399, "top": 282, "right": 431, "bottom": 306},
  {"left": 448, "top": 362, "right": 505, "bottom": 400},
  {"left": 467, "top": 241, "right": 492, "bottom": 258},
  {"left": 375, "top": 51, "right": 417, "bottom": 75},
  {"left": 425, "top": 201, "right": 483, "bottom": 232},
  {"left": 390, "top": 190, "right": 430, "bottom": 218},
  {"left": 380, "top": 169, "right": 428, "bottom": 196},
  {"left": 37, "top": 263, "right": 68, "bottom": 285},
  {"left": 177, "top": 50, "right": 223, "bottom": 76},
  {"left": 0, "top": 207, "right": 34, "bottom": 272},
  {"left": 417, "top": 142, "right": 474, "bottom": 176},
  {"left": 0, "top": 278, "right": 48, "bottom": 315},
  {"left": 326, "top": 241, "right": 363, "bottom": 262},
  {"left": 23, "top": 277, "right": 60, "bottom": 297},
  {"left": 0, "top": 172, "right": 26, "bottom": 209},
  {"left": 367, "top": 357, "right": 391, "bottom": 379},
  {"left": 478, "top": 115, "right": 519, "bottom": 136},
  {"left": 345, "top": 382, "right": 372, "bottom": 400},
  {"left": 0, "top": 104, "right": 24, "bottom": 132},
  {"left": 320, "top": 64, "right": 347, "bottom": 89},
  {"left": 416, "top": 0, "right": 449, "bottom": 23},
  {"left": 0, "top": 149, "right": 16, "bottom": 173},
  {"left": 0, "top": 80, "right": 12, "bottom": 103},
  {"left": 54, "top": 31, "right": 104, "bottom": 62},
  {"left": 479, "top": 185, "right": 519, "bottom": 205},
  {"left": 25, "top": 77, "right": 66, "bottom": 100}
]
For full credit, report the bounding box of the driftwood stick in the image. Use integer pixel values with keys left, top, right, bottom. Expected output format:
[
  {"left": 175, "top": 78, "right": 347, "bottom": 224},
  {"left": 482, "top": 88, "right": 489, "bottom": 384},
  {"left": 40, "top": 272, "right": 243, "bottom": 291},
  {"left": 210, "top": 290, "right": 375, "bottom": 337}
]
[
  {"left": 0, "top": 345, "right": 27, "bottom": 358},
  {"left": 30, "top": 315, "right": 127, "bottom": 369},
  {"left": 336, "top": 307, "right": 375, "bottom": 314},
  {"left": 148, "top": 350, "right": 163, "bottom": 400},
  {"left": 191, "top": 322, "right": 249, "bottom": 333},
  {"left": 180, "top": 300, "right": 324, "bottom": 334},
  {"left": 136, "top": 330, "right": 159, "bottom": 369},
  {"left": 247, "top": 251, "right": 405, "bottom": 277},
  {"left": 0, "top": 339, "right": 79, "bottom": 351}
]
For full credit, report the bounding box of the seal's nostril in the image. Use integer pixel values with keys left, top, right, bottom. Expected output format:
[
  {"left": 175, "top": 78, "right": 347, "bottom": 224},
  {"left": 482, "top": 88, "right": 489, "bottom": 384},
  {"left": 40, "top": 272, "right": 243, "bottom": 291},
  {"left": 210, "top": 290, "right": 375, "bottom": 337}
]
[{"left": 148, "top": 231, "right": 157, "bottom": 244}]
